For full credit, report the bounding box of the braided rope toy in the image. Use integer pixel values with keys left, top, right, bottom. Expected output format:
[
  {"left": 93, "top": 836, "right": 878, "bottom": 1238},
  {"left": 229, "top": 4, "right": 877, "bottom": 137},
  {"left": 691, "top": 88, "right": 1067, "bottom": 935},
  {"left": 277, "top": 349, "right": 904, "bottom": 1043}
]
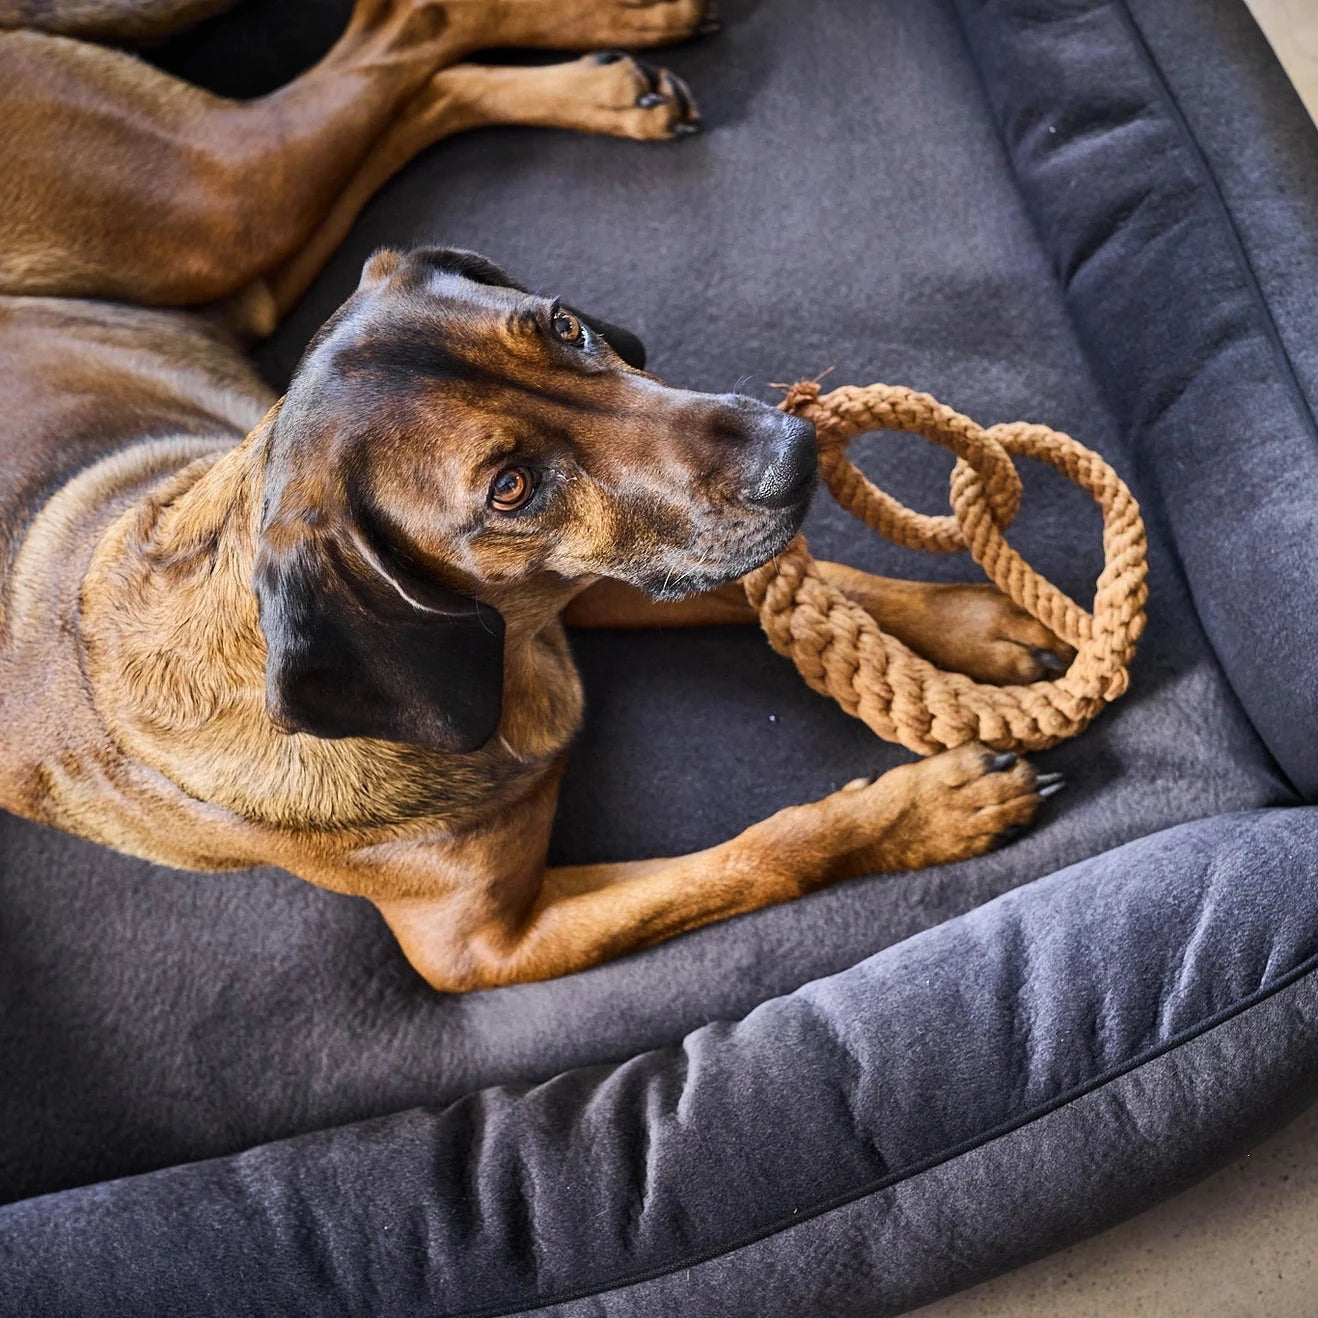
[{"left": 741, "top": 380, "right": 1149, "bottom": 755}]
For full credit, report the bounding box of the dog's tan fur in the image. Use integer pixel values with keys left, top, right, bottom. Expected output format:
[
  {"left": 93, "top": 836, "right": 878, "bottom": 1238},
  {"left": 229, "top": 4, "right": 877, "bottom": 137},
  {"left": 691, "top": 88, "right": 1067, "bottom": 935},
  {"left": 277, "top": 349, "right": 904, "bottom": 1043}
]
[{"left": 0, "top": 0, "right": 1071, "bottom": 991}]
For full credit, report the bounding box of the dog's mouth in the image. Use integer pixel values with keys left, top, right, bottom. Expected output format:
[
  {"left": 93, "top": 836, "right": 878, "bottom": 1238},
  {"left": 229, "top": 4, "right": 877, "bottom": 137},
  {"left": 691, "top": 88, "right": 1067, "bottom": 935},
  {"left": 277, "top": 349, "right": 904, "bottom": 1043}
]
[{"left": 628, "top": 493, "right": 813, "bottom": 601}]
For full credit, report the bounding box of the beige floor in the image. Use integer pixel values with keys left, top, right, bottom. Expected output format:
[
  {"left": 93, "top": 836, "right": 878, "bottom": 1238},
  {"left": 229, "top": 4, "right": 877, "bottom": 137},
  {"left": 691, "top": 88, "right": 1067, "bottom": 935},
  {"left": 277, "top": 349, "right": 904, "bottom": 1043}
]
[
  {"left": 916, "top": 4, "right": 1318, "bottom": 1315},
  {"left": 1247, "top": 0, "right": 1318, "bottom": 121},
  {"left": 915, "top": 1102, "right": 1318, "bottom": 1317}
]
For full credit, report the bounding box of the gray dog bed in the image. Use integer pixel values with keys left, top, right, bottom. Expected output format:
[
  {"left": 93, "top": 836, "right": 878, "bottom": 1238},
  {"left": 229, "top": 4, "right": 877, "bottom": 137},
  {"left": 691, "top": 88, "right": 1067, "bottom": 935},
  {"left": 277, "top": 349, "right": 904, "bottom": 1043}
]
[{"left": 3, "top": 0, "right": 1317, "bottom": 1312}]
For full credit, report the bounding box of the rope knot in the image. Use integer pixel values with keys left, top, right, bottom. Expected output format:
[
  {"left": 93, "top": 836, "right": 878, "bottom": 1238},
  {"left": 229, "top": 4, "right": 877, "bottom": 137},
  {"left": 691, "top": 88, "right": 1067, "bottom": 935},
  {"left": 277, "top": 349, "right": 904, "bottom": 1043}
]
[{"left": 771, "top": 378, "right": 824, "bottom": 414}]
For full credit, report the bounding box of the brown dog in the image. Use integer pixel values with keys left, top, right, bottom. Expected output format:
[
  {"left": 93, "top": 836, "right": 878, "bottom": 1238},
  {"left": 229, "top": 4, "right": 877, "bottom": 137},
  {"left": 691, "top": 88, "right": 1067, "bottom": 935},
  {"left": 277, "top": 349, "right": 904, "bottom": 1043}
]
[{"left": 0, "top": 0, "right": 1070, "bottom": 991}]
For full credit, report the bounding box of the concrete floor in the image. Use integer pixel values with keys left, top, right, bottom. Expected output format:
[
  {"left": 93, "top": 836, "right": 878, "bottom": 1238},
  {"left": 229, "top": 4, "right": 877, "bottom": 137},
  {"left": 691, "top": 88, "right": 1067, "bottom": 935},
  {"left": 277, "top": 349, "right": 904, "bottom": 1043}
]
[
  {"left": 915, "top": 1102, "right": 1318, "bottom": 1317},
  {"left": 918, "top": 4, "right": 1318, "bottom": 1313}
]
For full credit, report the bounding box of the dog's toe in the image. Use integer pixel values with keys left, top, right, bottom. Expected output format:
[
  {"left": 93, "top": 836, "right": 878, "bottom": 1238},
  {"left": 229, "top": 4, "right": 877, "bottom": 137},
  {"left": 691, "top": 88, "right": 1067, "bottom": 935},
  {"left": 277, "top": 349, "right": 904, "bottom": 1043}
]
[
  {"left": 697, "top": 0, "right": 721, "bottom": 36},
  {"left": 1032, "top": 646, "right": 1070, "bottom": 675},
  {"left": 627, "top": 66, "right": 702, "bottom": 140},
  {"left": 570, "top": 53, "right": 703, "bottom": 142}
]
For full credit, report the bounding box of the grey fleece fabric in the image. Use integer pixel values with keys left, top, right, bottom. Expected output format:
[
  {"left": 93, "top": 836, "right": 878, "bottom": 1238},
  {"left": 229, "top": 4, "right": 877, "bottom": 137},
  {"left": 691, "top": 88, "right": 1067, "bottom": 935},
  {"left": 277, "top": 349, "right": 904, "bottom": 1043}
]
[{"left": 2, "top": 0, "right": 1317, "bottom": 1311}]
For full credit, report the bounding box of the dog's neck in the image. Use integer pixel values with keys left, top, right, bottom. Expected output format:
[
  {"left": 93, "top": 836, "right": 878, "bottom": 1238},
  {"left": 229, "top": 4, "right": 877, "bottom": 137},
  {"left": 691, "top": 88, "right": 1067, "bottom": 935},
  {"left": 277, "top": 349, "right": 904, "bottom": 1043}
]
[{"left": 78, "top": 417, "right": 583, "bottom": 843}]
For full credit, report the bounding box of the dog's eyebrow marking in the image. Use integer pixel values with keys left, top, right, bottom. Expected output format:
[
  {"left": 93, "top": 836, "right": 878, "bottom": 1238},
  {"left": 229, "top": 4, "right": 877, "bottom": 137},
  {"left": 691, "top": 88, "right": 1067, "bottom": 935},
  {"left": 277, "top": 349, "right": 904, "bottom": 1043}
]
[
  {"left": 480, "top": 436, "right": 522, "bottom": 467},
  {"left": 346, "top": 331, "right": 489, "bottom": 384}
]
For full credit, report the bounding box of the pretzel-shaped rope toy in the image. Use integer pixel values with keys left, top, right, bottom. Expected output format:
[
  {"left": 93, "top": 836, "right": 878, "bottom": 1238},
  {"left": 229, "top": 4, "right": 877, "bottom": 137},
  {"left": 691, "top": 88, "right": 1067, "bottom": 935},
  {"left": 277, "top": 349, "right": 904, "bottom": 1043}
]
[{"left": 741, "top": 380, "right": 1149, "bottom": 755}]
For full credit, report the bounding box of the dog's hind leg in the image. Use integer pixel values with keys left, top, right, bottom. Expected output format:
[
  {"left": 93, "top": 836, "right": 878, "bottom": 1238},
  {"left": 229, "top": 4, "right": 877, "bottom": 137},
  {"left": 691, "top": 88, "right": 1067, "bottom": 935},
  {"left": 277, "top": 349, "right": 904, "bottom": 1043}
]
[
  {"left": 444, "top": 0, "right": 713, "bottom": 53},
  {"left": 0, "top": 2, "right": 470, "bottom": 307},
  {"left": 227, "top": 53, "right": 703, "bottom": 336},
  {"left": 0, "top": 0, "right": 235, "bottom": 40}
]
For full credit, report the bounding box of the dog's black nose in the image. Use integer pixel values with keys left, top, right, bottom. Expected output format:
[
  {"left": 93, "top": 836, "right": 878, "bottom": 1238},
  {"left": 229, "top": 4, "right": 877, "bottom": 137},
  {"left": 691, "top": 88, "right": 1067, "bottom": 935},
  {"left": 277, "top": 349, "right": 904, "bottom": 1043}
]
[{"left": 741, "top": 412, "right": 818, "bottom": 509}]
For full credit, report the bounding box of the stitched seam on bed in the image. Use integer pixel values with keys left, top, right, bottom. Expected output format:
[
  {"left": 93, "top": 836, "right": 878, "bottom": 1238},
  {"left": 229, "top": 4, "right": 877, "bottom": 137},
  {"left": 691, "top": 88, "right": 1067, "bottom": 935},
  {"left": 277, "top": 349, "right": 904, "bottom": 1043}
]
[{"left": 463, "top": 945, "right": 1318, "bottom": 1316}]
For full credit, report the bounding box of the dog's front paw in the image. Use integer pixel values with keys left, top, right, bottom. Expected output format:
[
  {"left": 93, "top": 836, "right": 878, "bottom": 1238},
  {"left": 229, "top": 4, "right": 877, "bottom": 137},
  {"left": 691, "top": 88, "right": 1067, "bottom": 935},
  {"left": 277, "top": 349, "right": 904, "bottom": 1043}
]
[
  {"left": 873, "top": 581, "right": 1075, "bottom": 685},
  {"left": 831, "top": 742, "right": 1061, "bottom": 875},
  {"left": 924, "top": 583, "right": 1075, "bottom": 684}
]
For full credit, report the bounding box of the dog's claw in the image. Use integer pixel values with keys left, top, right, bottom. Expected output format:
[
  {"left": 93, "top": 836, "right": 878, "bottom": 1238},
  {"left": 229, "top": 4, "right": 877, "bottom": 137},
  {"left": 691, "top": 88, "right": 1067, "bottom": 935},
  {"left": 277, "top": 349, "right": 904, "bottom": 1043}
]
[
  {"left": 996, "top": 824, "right": 1025, "bottom": 847},
  {"left": 668, "top": 72, "right": 695, "bottom": 118},
  {"left": 637, "top": 92, "right": 666, "bottom": 109},
  {"left": 1033, "top": 647, "right": 1070, "bottom": 675},
  {"left": 595, "top": 50, "right": 628, "bottom": 65},
  {"left": 672, "top": 120, "right": 702, "bottom": 136},
  {"left": 698, "top": 17, "right": 722, "bottom": 35},
  {"left": 987, "top": 751, "right": 1017, "bottom": 773},
  {"left": 1036, "top": 772, "right": 1066, "bottom": 799}
]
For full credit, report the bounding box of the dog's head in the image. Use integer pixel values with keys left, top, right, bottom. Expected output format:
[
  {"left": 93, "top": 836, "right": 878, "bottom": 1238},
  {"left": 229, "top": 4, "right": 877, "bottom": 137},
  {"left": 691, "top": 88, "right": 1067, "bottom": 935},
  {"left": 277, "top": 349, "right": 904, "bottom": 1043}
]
[{"left": 255, "top": 247, "right": 817, "bottom": 754}]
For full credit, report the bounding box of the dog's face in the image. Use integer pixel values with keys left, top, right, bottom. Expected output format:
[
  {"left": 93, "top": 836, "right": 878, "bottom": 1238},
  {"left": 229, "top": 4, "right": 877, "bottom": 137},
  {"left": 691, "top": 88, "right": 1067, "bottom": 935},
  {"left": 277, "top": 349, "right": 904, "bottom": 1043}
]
[{"left": 255, "top": 247, "right": 817, "bottom": 754}]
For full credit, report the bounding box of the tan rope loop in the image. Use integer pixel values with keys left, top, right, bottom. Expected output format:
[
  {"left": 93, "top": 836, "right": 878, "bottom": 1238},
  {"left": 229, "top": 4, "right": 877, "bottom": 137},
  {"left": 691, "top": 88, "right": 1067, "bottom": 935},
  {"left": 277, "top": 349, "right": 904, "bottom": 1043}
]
[{"left": 743, "top": 381, "right": 1149, "bottom": 754}]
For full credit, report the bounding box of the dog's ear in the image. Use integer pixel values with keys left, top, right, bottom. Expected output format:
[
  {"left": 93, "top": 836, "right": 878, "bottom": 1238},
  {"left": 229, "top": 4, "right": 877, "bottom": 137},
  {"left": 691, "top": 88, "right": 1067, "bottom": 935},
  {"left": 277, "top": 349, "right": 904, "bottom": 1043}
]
[
  {"left": 409, "top": 248, "right": 648, "bottom": 367},
  {"left": 253, "top": 509, "right": 505, "bottom": 755},
  {"left": 412, "top": 246, "right": 530, "bottom": 293},
  {"left": 359, "top": 248, "right": 402, "bottom": 288},
  {"left": 386, "top": 245, "right": 649, "bottom": 367},
  {"left": 568, "top": 308, "right": 647, "bottom": 370}
]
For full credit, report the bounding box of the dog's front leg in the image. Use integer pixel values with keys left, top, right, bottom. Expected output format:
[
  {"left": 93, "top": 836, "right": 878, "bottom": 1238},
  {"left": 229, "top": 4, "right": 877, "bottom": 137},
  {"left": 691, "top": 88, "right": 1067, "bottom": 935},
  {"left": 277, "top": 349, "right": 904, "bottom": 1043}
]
[
  {"left": 565, "top": 567, "right": 1075, "bottom": 684},
  {"left": 809, "top": 564, "right": 1078, "bottom": 685},
  {"left": 368, "top": 743, "right": 1048, "bottom": 992}
]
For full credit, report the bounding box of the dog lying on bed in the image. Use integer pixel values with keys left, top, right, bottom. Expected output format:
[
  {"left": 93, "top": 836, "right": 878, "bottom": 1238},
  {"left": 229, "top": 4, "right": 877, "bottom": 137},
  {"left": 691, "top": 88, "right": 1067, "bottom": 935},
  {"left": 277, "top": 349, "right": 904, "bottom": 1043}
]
[{"left": 0, "top": 0, "right": 1069, "bottom": 990}]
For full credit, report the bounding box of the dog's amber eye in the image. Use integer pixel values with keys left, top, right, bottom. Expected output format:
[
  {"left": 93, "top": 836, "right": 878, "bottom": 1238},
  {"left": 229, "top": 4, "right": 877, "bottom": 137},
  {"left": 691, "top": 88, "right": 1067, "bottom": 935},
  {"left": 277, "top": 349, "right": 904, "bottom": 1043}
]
[
  {"left": 490, "top": 466, "right": 536, "bottom": 512},
  {"left": 551, "top": 308, "right": 584, "bottom": 345}
]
